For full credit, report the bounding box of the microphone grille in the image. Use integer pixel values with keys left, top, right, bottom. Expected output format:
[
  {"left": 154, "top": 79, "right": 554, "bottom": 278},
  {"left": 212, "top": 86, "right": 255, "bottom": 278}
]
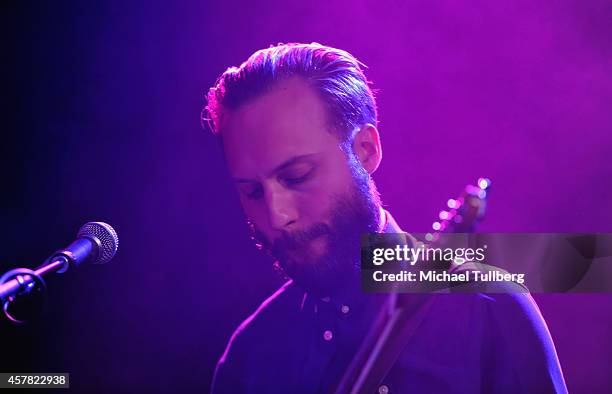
[{"left": 77, "top": 222, "right": 119, "bottom": 264}]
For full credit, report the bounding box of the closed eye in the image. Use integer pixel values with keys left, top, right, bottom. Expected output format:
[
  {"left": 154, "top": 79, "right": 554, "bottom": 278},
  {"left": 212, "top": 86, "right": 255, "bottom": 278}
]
[
  {"left": 281, "top": 170, "right": 313, "bottom": 187},
  {"left": 283, "top": 175, "right": 308, "bottom": 186},
  {"left": 241, "top": 183, "right": 263, "bottom": 200}
]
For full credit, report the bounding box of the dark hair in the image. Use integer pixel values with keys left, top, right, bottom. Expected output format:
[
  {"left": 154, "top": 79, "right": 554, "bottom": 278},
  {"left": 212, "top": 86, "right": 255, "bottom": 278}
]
[{"left": 203, "top": 42, "right": 378, "bottom": 144}]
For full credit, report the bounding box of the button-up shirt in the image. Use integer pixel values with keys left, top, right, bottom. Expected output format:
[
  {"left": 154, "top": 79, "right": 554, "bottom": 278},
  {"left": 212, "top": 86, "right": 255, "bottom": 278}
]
[{"left": 211, "top": 212, "right": 567, "bottom": 393}]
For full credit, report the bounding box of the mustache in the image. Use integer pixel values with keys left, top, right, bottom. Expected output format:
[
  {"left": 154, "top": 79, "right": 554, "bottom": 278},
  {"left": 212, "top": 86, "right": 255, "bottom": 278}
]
[
  {"left": 252, "top": 222, "right": 333, "bottom": 258},
  {"left": 273, "top": 223, "right": 332, "bottom": 252}
]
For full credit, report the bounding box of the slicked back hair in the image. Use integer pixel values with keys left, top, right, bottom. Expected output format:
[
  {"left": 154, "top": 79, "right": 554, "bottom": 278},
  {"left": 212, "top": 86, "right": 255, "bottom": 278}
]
[{"left": 204, "top": 42, "right": 378, "bottom": 146}]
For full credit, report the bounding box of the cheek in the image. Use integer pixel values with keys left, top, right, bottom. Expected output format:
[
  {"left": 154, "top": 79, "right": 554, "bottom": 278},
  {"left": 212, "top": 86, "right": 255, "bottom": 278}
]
[
  {"left": 295, "top": 183, "right": 346, "bottom": 225},
  {"left": 294, "top": 190, "right": 331, "bottom": 220},
  {"left": 299, "top": 162, "right": 355, "bottom": 223}
]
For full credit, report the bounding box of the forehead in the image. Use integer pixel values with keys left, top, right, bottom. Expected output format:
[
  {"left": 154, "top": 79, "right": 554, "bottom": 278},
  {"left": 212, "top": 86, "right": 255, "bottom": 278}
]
[{"left": 221, "top": 78, "right": 341, "bottom": 177}]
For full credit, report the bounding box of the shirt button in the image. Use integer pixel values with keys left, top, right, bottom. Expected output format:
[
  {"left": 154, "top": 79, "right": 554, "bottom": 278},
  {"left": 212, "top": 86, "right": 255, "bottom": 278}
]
[
  {"left": 341, "top": 305, "right": 350, "bottom": 314},
  {"left": 378, "top": 384, "right": 389, "bottom": 394},
  {"left": 323, "top": 330, "right": 333, "bottom": 341}
]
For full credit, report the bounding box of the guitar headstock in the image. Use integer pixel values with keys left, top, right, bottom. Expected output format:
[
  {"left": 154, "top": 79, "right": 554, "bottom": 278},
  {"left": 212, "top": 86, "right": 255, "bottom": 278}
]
[{"left": 426, "top": 178, "right": 491, "bottom": 242}]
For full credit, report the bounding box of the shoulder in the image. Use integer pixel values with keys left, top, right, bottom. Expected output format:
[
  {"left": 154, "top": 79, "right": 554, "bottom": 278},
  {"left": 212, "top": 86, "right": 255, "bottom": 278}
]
[
  {"left": 218, "top": 280, "right": 302, "bottom": 361},
  {"left": 471, "top": 291, "right": 567, "bottom": 392},
  {"left": 482, "top": 292, "right": 567, "bottom": 392},
  {"left": 400, "top": 292, "right": 565, "bottom": 392},
  {"left": 449, "top": 263, "right": 549, "bottom": 332},
  {"left": 211, "top": 280, "right": 303, "bottom": 393},
  {"left": 480, "top": 291, "right": 554, "bottom": 350},
  {"left": 433, "top": 264, "right": 552, "bottom": 344}
]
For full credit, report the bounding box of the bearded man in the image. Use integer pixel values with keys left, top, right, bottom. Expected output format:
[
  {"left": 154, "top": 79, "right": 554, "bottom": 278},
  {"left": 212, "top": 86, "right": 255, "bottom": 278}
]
[{"left": 205, "top": 43, "right": 567, "bottom": 394}]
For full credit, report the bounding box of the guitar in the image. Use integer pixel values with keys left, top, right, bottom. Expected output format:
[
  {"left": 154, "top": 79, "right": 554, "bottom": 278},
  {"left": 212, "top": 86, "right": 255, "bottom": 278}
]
[{"left": 333, "top": 178, "right": 491, "bottom": 394}]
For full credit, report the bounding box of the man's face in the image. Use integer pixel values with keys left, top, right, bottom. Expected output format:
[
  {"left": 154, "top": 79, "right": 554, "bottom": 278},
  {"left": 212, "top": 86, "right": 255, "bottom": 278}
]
[{"left": 221, "top": 78, "right": 380, "bottom": 295}]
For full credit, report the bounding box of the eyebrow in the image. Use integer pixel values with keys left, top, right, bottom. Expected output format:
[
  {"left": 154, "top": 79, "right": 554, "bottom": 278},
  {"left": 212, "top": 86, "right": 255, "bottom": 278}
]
[{"left": 233, "top": 153, "right": 318, "bottom": 183}]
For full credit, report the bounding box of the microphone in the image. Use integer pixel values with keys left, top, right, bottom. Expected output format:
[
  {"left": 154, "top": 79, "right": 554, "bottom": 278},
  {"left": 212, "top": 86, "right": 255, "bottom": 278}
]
[
  {"left": 0, "top": 222, "right": 119, "bottom": 303},
  {"left": 50, "top": 221, "right": 119, "bottom": 270}
]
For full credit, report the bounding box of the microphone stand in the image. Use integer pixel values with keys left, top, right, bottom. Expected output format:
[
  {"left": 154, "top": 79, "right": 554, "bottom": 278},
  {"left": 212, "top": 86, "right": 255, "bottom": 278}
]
[{"left": 0, "top": 256, "right": 69, "bottom": 323}]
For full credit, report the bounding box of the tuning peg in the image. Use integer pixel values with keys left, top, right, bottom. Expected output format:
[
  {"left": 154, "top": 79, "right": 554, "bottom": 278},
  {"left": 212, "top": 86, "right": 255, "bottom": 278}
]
[
  {"left": 447, "top": 199, "right": 458, "bottom": 209},
  {"left": 477, "top": 177, "right": 491, "bottom": 190}
]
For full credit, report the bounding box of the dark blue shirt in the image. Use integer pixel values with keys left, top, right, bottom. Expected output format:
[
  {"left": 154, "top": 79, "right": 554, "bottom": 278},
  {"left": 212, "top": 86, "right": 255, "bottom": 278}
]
[
  {"left": 212, "top": 213, "right": 567, "bottom": 393},
  {"left": 212, "top": 281, "right": 567, "bottom": 393}
]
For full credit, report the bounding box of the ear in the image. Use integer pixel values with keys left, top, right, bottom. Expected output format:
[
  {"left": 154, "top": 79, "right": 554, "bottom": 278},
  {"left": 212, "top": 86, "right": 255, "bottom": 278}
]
[{"left": 351, "top": 123, "right": 382, "bottom": 174}]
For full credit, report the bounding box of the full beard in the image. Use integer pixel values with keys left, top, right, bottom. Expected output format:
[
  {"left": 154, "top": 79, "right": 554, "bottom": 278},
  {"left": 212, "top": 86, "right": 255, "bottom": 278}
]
[{"left": 249, "top": 157, "right": 381, "bottom": 297}]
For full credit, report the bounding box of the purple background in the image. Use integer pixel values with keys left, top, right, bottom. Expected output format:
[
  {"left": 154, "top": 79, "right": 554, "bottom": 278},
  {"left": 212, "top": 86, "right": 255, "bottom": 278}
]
[{"left": 1, "top": 1, "right": 611, "bottom": 392}]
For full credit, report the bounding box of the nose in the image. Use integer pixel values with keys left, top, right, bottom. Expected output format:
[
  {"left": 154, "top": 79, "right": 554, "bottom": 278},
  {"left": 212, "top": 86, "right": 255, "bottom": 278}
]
[{"left": 265, "top": 185, "right": 298, "bottom": 231}]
